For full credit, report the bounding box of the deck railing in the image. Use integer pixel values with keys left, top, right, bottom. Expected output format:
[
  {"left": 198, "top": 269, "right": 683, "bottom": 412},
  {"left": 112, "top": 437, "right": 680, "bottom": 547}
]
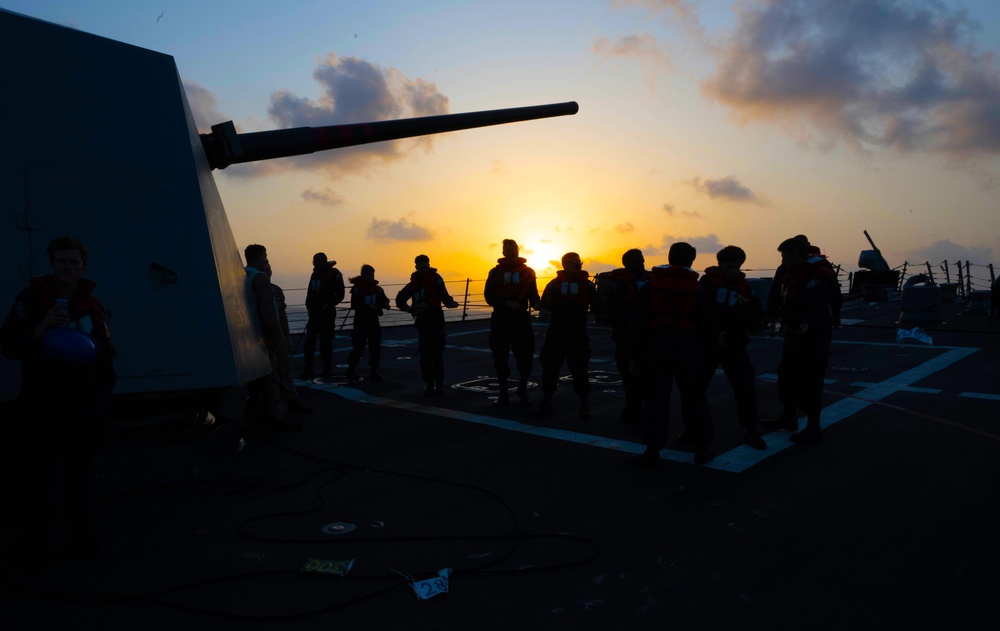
[{"left": 280, "top": 261, "right": 995, "bottom": 333}]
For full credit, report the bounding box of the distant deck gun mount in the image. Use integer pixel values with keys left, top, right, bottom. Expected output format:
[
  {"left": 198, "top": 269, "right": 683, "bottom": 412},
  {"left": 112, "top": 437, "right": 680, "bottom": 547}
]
[
  {"left": 202, "top": 102, "right": 579, "bottom": 170},
  {"left": 858, "top": 230, "right": 890, "bottom": 273},
  {"left": 850, "top": 230, "right": 899, "bottom": 299},
  {"left": 0, "top": 8, "right": 578, "bottom": 410}
]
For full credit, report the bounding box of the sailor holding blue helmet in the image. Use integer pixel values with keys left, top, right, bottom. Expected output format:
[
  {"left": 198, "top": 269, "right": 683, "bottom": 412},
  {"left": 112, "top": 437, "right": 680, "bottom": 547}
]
[{"left": 1, "top": 235, "right": 116, "bottom": 567}]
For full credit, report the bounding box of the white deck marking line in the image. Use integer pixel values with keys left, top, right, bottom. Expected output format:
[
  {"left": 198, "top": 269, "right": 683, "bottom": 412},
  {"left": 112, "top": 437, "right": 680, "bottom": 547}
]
[
  {"left": 311, "top": 382, "right": 668, "bottom": 459},
  {"left": 302, "top": 339, "right": 982, "bottom": 474},
  {"left": 959, "top": 392, "right": 1000, "bottom": 401},
  {"left": 849, "top": 382, "right": 943, "bottom": 394},
  {"left": 707, "top": 345, "right": 981, "bottom": 473},
  {"left": 759, "top": 373, "right": 837, "bottom": 385}
]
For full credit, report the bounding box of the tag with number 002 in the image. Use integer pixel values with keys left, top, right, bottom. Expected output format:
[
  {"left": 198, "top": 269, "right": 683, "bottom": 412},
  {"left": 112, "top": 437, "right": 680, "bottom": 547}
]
[
  {"left": 410, "top": 568, "right": 452, "bottom": 600},
  {"left": 300, "top": 558, "right": 355, "bottom": 576}
]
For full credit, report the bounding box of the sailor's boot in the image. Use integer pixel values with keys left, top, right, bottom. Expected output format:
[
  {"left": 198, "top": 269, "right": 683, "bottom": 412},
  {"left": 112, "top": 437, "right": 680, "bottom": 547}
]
[
  {"left": 516, "top": 377, "right": 530, "bottom": 407},
  {"left": 493, "top": 378, "right": 510, "bottom": 408},
  {"left": 791, "top": 415, "right": 823, "bottom": 443}
]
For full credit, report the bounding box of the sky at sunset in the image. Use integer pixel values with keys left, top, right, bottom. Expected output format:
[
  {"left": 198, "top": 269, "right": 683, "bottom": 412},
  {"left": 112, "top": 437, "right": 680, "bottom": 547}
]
[{"left": 4, "top": 0, "right": 999, "bottom": 292}]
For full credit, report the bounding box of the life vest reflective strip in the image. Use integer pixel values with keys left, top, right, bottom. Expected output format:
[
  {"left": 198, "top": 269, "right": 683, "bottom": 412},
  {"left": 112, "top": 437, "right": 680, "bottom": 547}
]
[
  {"left": 410, "top": 273, "right": 442, "bottom": 307},
  {"left": 353, "top": 282, "right": 381, "bottom": 306},
  {"left": 491, "top": 262, "right": 532, "bottom": 301},
  {"left": 702, "top": 276, "right": 750, "bottom": 308},
  {"left": 781, "top": 259, "right": 835, "bottom": 319},
  {"left": 606, "top": 268, "right": 647, "bottom": 306},
  {"left": 648, "top": 266, "right": 699, "bottom": 330},
  {"left": 553, "top": 274, "right": 590, "bottom": 306}
]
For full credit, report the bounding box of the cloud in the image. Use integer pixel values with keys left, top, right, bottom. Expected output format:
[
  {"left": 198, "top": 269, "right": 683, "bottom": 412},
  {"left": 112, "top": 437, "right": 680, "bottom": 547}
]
[
  {"left": 612, "top": 0, "right": 695, "bottom": 20},
  {"left": 301, "top": 188, "right": 345, "bottom": 206},
  {"left": 366, "top": 217, "right": 434, "bottom": 242},
  {"left": 659, "top": 233, "right": 725, "bottom": 258},
  {"left": 587, "top": 259, "right": 619, "bottom": 274},
  {"left": 702, "top": 0, "right": 1000, "bottom": 159},
  {"left": 903, "top": 240, "right": 995, "bottom": 265},
  {"left": 183, "top": 80, "right": 232, "bottom": 134},
  {"left": 616, "top": 222, "right": 635, "bottom": 233},
  {"left": 640, "top": 243, "right": 665, "bottom": 257},
  {"left": 593, "top": 34, "right": 674, "bottom": 89},
  {"left": 223, "top": 54, "right": 449, "bottom": 176},
  {"left": 593, "top": 34, "right": 669, "bottom": 63},
  {"left": 662, "top": 202, "right": 702, "bottom": 217},
  {"left": 688, "top": 176, "right": 761, "bottom": 203}
]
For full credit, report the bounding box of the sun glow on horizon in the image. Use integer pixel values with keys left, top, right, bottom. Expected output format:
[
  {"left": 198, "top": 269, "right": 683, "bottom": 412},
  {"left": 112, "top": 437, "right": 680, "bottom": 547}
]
[{"left": 522, "top": 240, "right": 565, "bottom": 276}]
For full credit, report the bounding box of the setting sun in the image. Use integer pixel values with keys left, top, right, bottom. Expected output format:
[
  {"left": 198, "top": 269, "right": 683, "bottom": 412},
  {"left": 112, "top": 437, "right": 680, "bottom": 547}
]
[{"left": 522, "top": 240, "right": 564, "bottom": 276}]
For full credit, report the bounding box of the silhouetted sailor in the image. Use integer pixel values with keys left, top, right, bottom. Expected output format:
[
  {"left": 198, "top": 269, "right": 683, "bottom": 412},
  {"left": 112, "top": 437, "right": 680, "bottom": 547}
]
[
  {"left": 346, "top": 264, "right": 391, "bottom": 382},
  {"left": 244, "top": 245, "right": 301, "bottom": 431},
  {"left": 1, "top": 236, "right": 116, "bottom": 564},
  {"left": 395, "top": 254, "right": 460, "bottom": 396},
  {"left": 536, "top": 252, "right": 604, "bottom": 418},
  {"left": 602, "top": 248, "right": 650, "bottom": 427},
  {"left": 629, "top": 242, "right": 714, "bottom": 468},
  {"left": 300, "top": 252, "right": 345, "bottom": 379},
  {"left": 761, "top": 237, "right": 842, "bottom": 443},
  {"left": 266, "top": 262, "right": 312, "bottom": 415},
  {"left": 699, "top": 246, "right": 765, "bottom": 450},
  {"left": 484, "top": 239, "right": 540, "bottom": 408}
]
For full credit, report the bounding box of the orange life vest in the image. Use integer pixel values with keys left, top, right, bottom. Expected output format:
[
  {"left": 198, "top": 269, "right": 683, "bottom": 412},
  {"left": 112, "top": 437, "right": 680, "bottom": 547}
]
[{"left": 648, "top": 265, "right": 700, "bottom": 331}]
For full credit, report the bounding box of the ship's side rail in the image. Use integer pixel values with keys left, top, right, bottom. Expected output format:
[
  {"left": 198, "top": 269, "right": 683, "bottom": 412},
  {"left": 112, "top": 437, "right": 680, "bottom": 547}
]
[{"left": 278, "top": 259, "right": 996, "bottom": 333}]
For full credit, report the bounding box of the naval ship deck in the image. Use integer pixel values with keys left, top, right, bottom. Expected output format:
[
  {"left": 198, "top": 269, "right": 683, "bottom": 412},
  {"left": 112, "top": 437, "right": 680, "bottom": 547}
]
[{"left": 2, "top": 296, "right": 999, "bottom": 630}]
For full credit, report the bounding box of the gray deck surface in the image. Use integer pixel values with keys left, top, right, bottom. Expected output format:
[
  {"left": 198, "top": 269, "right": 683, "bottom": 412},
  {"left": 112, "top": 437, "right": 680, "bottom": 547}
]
[{"left": 2, "top": 297, "right": 999, "bottom": 630}]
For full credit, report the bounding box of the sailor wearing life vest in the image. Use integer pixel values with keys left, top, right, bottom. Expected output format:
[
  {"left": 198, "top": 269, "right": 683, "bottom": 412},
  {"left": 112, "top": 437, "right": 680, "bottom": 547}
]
[
  {"left": 765, "top": 234, "right": 835, "bottom": 325},
  {"left": 395, "top": 254, "right": 460, "bottom": 396},
  {"left": 1, "top": 236, "right": 117, "bottom": 561},
  {"left": 602, "top": 248, "right": 650, "bottom": 427},
  {"left": 346, "top": 264, "right": 391, "bottom": 382},
  {"left": 628, "top": 242, "right": 715, "bottom": 468},
  {"left": 300, "top": 252, "right": 345, "bottom": 379},
  {"left": 484, "top": 239, "right": 540, "bottom": 408},
  {"left": 699, "top": 246, "right": 766, "bottom": 450},
  {"left": 536, "top": 252, "right": 604, "bottom": 418},
  {"left": 761, "top": 237, "right": 842, "bottom": 443}
]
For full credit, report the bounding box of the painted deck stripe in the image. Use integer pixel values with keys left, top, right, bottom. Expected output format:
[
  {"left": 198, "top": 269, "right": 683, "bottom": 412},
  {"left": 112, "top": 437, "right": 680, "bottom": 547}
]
[
  {"left": 959, "top": 392, "right": 1000, "bottom": 401},
  {"left": 759, "top": 373, "right": 837, "bottom": 385},
  {"left": 302, "top": 342, "right": 983, "bottom": 474},
  {"left": 315, "top": 383, "right": 705, "bottom": 462},
  {"left": 753, "top": 336, "right": 968, "bottom": 350},
  {"left": 707, "top": 346, "right": 982, "bottom": 472},
  {"left": 850, "top": 382, "right": 943, "bottom": 394}
]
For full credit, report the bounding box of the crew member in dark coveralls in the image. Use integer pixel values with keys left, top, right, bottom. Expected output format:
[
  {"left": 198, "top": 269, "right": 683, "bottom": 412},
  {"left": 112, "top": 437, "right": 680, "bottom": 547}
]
[
  {"left": 629, "top": 242, "right": 715, "bottom": 468},
  {"left": 761, "top": 237, "right": 842, "bottom": 443},
  {"left": 395, "top": 254, "right": 460, "bottom": 396},
  {"left": 484, "top": 239, "right": 540, "bottom": 408},
  {"left": 300, "top": 252, "right": 345, "bottom": 379},
  {"left": 265, "top": 262, "right": 312, "bottom": 415},
  {"left": 766, "top": 235, "right": 834, "bottom": 323},
  {"left": 602, "top": 248, "right": 650, "bottom": 427},
  {"left": 536, "top": 252, "right": 604, "bottom": 418},
  {"left": 245, "top": 245, "right": 302, "bottom": 432},
  {"left": 346, "top": 264, "right": 390, "bottom": 382},
  {"left": 699, "top": 246, "right": 766, "bottom": 450},
  {"left": 1, "top": 236, "right": 116, "bottom": 563}
]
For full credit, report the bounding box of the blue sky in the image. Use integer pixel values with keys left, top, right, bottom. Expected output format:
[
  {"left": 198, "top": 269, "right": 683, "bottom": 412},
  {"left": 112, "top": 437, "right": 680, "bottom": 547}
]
[{"left": 3, "top": 0, "right": 999, "bottom": 288}]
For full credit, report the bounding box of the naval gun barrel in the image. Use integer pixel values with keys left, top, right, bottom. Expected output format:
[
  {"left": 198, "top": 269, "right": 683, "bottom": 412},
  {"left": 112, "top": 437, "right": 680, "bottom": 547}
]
[{"left": 201, "top": 101, "right": 579, "bottom": 170}]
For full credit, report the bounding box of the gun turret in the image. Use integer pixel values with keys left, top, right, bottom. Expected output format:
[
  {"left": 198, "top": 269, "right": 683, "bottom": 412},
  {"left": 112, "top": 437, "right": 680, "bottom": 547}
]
[
  {"left": 201, "top": 101, "right": 579, "bottom": 170},
  {"left": 859, "top": 229, "right": 890, "bottom": 273},
  {"left": 2, "top": 8, "right": 581, "bottom": 405}
]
